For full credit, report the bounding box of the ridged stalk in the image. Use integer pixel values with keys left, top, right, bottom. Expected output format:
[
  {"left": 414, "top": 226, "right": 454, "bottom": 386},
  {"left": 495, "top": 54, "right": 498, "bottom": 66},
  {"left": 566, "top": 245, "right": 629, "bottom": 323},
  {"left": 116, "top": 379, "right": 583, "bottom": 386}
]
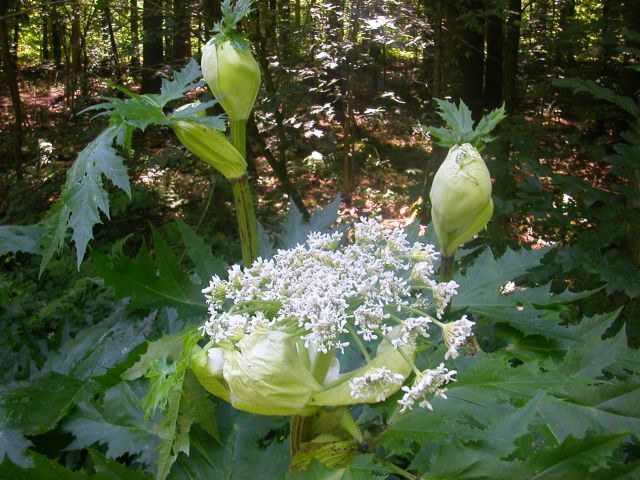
[
  {"left": 231, "top": 119, "right": 247, "bottom": 159},
  {"left": 290, "top": 350, "right": 335, "bottom": 461},
  {"left": 230, "top": 175, "right": 259, "bottom": 266},
  {"left": 229, "top": 119, "right": 259, "bottom": 266}
]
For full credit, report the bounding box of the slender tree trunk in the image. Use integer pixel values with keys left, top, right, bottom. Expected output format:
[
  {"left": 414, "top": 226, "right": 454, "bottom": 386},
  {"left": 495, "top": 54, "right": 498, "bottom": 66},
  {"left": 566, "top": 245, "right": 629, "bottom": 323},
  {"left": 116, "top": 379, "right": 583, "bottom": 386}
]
[
  {"left": 201, "top": 0, "right": 221, "bottom": 40},
  {"left": 70, "top": 0, "right": 82, "bottom": 76},
  {"left": 103, "top": 0, "right": 122, "bottom": 82},
  {"left": 443, "top": 0, "right": 484, "bottom": 117},
  {"left": 431, "top": 0, "right": 443, "bottom": 99},
  {"left": 130, "top": 0, "right": 140, "bottom": 67},
  {"left": 171, "top": 0, "right": 191, "bottom": 61},
  {"left": 141, "top": 0, "right": 163, "bottom": 93},
  {"left": 51, "top": 5, "right": 62, "bottom": 70},
  {"left": 555, "top": 0, "right": 575, "bottom": 69},
  {"left": 341, "top": 0, "right": 361, "bottom": 205},
  {"left": 277, "top": 0, "right": 291, "bottom": 62},
  {"left": 502, "top": 0, "right": 521, "bottom": 113},
  {"left": 41, "top": 1, "right": 50, "bottom": 61},
  {"left": 0, "top": 0, "right": 23, "bottom": 176},
  {"left": 484, "top": 7, "right": 503, "bottom": 110},
  {"left": 294, "top": 0, "right": 300, "bottom": 29}
]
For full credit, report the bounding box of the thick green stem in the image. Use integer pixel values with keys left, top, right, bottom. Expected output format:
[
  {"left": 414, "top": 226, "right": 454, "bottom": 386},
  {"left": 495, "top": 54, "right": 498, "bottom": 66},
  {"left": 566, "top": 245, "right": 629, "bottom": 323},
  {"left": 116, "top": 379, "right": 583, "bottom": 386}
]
[
  {"left": 229, "top": 119, "right": 259, "bottom": 266},
  {"left": 290, "top": 349, "right": 335, "bottom": 461},
  {"left": 440, "top": 254, "right": 455, "bottom": 315},
  {"left": 290, "top": 414, "right": 314, "bottom": 458},
  {"left": 230, "top": 176, "right": 260, "bottom": 266},
  {"left": 439, "top": 254, "right": 455, "bottom": 282},
  {"left": 231, "top": 119, "right": 247, "bottom": 159}
]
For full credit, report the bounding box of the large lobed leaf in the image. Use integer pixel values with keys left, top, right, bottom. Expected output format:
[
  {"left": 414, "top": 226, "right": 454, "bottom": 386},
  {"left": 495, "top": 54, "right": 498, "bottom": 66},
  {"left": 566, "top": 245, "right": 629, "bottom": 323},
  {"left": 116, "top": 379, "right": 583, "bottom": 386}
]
[
  {"left": 93, "top": 229, "right": 207, "bottom": 318},
  {"left": 39, "top": 125, "right": 131, "bottom": 273},
  {"left": 63, "top": 384, "right": 158, "bottom": 470},
  {"left": 455, "top": 247, "right": 594, "bottom": 341}
]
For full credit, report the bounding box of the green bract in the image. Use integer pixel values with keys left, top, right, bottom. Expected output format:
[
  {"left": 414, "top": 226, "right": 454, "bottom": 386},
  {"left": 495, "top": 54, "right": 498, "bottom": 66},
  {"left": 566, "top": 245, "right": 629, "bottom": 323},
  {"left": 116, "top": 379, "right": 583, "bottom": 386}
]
[
  {"left": 191, "top": 327, "right": 416, "bottom": 416},
  {"left": 429, "top": 143, "right": 493, "bottom": 256},
  {"left": 201, "top": 40, "right": 261, "bottom": 121},
  {"left": 171, "top": 120, "right": 247, "bottom": 180}
]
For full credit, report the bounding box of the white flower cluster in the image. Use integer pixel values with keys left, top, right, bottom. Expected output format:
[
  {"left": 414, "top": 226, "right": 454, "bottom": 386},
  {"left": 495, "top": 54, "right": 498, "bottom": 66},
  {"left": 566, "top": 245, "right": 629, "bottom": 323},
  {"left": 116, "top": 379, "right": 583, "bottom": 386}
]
[
  {"left": 349, "top": 367, "right": 405, "bottom": 402},
  {"left": 202, "top": 218, "right": 448, "bottom": 353},
  {"left": 443, "top": 315, "right": 475, "bottom": 360},
  {"left": 200, "top": 218, "right": 476, "bottom": 415},
  {"left": 398, "top": 363, "right": 457, "bottom": 413}
]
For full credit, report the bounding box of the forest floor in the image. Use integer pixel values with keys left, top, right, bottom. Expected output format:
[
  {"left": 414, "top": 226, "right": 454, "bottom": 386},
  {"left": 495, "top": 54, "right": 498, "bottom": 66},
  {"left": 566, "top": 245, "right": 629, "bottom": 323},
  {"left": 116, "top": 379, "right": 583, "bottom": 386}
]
[{"left": 1, "top": 66, "right": 436, "bottom": 242}]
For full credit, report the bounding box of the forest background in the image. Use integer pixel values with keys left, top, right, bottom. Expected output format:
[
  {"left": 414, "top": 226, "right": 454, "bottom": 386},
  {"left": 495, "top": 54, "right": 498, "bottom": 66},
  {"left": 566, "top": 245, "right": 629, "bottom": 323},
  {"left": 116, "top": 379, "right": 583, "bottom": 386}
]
[{"left": 1, "top": 0, "right": 640, "bottom": 478}]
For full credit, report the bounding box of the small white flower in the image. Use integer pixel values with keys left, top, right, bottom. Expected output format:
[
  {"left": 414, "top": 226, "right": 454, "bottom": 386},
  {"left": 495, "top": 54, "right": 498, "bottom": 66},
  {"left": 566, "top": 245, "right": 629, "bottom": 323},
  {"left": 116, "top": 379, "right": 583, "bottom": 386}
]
[
  {"left": 203, "top": 312, "right": 248, "bottom": 344},
  {"left": 349, "top": 367, "right": 405, "bottom": 402},
  {"left": 442, "top": 315, "right": 475, "bottom": 359},
  {"left": 410, "top": 243, "right": 438, "bottom": 264},
  {"left": 392, "top": 316, "right": 432, "bottom": 348},
  {"left": 431, "top": 280, "right": 459, "bottom": 318},
  {"left": 501, "top": 281, "right": 517, "bottom": 294},
  {"left": 354, "top": 305, "right": 388, "bottom": 341},
  {"left": 410, "top": 261, "right": 436, "bottom": 284},
  {"left": 398, "top": 363, "right": 456, "bottom": 413}
]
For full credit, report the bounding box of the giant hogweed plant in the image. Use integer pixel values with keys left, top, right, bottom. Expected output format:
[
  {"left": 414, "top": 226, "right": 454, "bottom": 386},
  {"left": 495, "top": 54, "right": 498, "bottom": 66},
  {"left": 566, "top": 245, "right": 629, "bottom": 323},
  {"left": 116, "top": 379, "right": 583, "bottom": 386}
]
[{"left": 1, "top": 3, "right": 640, "bottom": 480}]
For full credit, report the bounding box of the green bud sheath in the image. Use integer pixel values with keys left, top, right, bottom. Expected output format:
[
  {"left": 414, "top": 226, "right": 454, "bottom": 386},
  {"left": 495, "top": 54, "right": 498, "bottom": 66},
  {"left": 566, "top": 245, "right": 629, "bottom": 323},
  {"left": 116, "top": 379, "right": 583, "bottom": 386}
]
[
  {"left": 202, "top": 40, "right": 261, "bottom": 121},
  {"left": 171, "top": 120, "right": 247, "bottom": 180},
  {"left": 429, "top": 143, "right": 493, "bottom": 256},
  {"left": 189, "top": 345, "right": 232, "bottom": 402},
  {"left": 222, "top": 330, "right": 322, "bottom": 416}
]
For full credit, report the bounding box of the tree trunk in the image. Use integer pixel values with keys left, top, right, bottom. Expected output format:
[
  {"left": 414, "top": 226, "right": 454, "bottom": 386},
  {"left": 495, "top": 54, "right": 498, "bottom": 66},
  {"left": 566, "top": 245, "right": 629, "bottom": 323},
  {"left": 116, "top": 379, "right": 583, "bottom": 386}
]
[
  {"left": 0, "top": 0, "right": 23, "bottom": 176},
  {"left": 70, "top": 0, "right": 82, "bottom": 77},
  {"left": 430, "top": 0, "right": 443, "bottom": 99},
  {"left": 171, "top": 0, "right": 191, "bottom": 61},
  {"left": 51, "top": 5, "right": 62, "bottom": 69},
  {"left": 201, "top": 0, "right": 221, "bottom": 41},
  {"left": 555, "top": 0, "right": 575, "bottom": 69},
  {"left": 103, "top": 0, "right": 122, "bottom": 82},
  {"left": 502, "top": 0, "right": 521, "bottom": 113},
  {"left": 277, "top": 0, "right": 291, "bottom": 62},
  {"left": 443, "top": 0, "right": 484, "bottom": 117},
  {"left": 484, "top": 7, "right": 503, "bottom": 110},
  {"left": 130, "top": 0, "right": 140, "bottom": 67},
  {"left": 341, "top": 0, "right": 361, "bottom": 205},
  {"left": 141, "top": 0, "right": 163, "bottom": 93},
  {"left": 41, "top": 1, "right": 50, "bottom": 61}
]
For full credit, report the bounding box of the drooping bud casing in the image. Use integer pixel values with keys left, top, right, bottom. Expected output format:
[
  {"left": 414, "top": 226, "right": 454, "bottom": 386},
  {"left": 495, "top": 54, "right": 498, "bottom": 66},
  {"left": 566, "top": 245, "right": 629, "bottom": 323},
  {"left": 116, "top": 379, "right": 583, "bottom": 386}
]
[
  {"left": 201, "top": 40, "right": 261, "bottom": 121},
  {"left": 429, "top": 143, "right": 493, "bottom": 256},
  {"left": 171, "top": 120, "right": 247, "bottom": 180}
]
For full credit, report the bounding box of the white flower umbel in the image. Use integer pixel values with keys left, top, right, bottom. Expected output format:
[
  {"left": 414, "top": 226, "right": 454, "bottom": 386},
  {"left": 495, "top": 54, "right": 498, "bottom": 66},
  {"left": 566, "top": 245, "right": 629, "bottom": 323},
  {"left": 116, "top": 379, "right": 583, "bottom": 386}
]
[
  {"left": 198, "top": 218, "right": 468, "bottom": 414},
  {"left": 442, "top": 315, "right": 475, "bottom": 359},
  {"left": 349, "top": 367, "right": 405, "bottom": 402},
  {"left": 202, "top": 218, "right": 435, "bottom": 353},
  {"left": 398, "top": 363, "right": 457, "bottom": 413}
]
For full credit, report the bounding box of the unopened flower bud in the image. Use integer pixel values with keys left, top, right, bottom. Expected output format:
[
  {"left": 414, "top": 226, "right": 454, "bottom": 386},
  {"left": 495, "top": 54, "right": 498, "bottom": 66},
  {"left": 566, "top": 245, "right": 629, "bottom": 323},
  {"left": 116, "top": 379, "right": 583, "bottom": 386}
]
[
  {"left": 429, "top": 144, "right": 493, "bottom": 255},
  {"left": 171, "top": 120, "right": 247, "bottom": 180},
  {"left": 202, "top": 40, "right": 261, "bottom": 121}
]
